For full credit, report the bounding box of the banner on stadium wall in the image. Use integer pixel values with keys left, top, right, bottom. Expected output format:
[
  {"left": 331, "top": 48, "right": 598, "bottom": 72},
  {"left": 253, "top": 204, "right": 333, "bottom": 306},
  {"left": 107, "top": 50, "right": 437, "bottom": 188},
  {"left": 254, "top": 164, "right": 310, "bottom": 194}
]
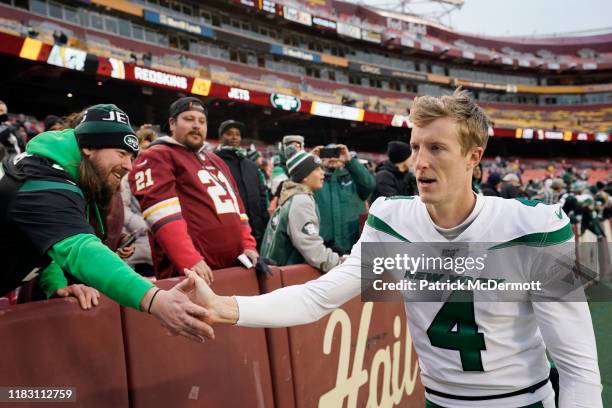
[
  {"left": 259, "top": 0, "right": 277, "bottom": 14},
  {"left": 143, "top": 10, "right": 214, "bottom": 39},
  {"left": 312, "top": 16, "right": 337, "bottom": 31},
  {"left": 191, "top": 78, "right": 212, "bottom": 96},
  {"left": 391, "top": 70, "right": 427, "bottom": 81},
  {"left": 519, "top": 128, "right": 534, "bottom": 140},
  {"left": 427, "top": 73, "right": 451, "bottom": 84},
  {"left": 0, "top": 32, "right": 609, "bottom": 143},
  {"left": 349, "top": 62, "right": 383, "bottom": 76},
  {"left": 47, "top": 45, "right": 88, "bottom": 71},
  {"left": 129, "top": 65, "right": 189, "bottom": 90},
  {"left": 361, "top": 29, "right": 382, "bottom": 44},
  {"left": 321, "top": 54, "right": 348, "bottom": 67},
  {"left": 108, "top": 58, "right": 126, "bottom": 79},
  {"left": 455, "top": 79, "right": 486, "bottom": 89},
  {"left": 270, "top": 44, "right": 321, "bottom": 63},
  {"left": 310, "top": 101, "right": 364, "bottom": 121},
  {"left": 583, "top": 83, "right": 612, "bottom": 92},
  {"left": 282, "top": 6, "right": 312, "bottom": 26},
  {"left": 544, "top": 131, "right": 564, "bottom": 140},
  {"left": 336, "top": 22, "right": 361, "bottom": 39},
  {"left": 270, "top": 93, "right": 301, "bottom": 111},
  {"left": 391, "top": 115, "right": 412, "bottom": 128},
  {"left": 91, "top": 0, "right": 142, "bottom": 16},
  {"left": 483, "top": 83, "right": 509, "bottom": 91},
  {"left": 18, "top": 37, "right": 44, "bottom": 61},
  {"left": 207, "top": 84, "right": 272, "bottom": 107},
  {"left": 237, "top": 0, "right": 257, "bottom": 8}
]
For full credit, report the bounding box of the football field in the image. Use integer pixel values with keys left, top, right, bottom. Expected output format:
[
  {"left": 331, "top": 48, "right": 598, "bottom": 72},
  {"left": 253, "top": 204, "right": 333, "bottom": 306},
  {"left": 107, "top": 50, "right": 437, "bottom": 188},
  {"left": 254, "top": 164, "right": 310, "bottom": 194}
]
[{"left": 592, "top": 301, "right": 612, "bottom": 405}]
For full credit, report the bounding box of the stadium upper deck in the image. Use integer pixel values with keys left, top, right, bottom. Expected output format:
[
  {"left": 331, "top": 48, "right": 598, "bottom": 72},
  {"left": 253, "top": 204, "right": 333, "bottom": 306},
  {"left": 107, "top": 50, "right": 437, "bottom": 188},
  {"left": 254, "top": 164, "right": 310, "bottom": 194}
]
[{"left": 0, "top": 0, "right": 610, "bottom": 140}]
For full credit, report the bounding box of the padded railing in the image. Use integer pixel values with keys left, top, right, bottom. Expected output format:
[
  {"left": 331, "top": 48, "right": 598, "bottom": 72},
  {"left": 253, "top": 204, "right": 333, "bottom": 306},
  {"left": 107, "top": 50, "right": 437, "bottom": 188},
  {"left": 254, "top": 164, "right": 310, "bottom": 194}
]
[{"left": 0, "top": 264, "right": 424, "bottom": 407}]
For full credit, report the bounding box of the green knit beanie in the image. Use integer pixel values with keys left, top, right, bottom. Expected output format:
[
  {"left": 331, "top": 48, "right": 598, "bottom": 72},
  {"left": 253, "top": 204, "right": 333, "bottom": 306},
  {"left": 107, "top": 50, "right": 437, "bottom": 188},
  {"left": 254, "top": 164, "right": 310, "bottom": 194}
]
[{"left": 75, "top": 104, "right": 139, "bottom": 154}]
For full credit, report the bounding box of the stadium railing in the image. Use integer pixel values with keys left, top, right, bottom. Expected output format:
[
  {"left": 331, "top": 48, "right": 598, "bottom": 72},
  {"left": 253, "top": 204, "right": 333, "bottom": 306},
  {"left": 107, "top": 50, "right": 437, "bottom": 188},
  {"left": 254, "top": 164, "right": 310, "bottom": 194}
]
[{"left": 0, "top": 265, "right": 425, "bottom": 407}]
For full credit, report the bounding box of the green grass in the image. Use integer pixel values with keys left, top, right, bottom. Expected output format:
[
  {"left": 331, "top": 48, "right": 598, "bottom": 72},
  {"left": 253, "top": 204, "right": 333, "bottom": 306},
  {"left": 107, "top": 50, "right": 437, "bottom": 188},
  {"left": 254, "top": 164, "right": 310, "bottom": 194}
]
[{"left": 590, "top": 301, "right": 612, "bottom": 405}]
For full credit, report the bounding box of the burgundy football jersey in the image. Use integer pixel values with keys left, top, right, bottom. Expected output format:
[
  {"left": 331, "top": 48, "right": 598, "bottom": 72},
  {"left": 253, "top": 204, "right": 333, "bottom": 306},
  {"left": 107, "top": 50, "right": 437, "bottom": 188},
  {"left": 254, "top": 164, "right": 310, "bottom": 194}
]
[{"left": 129, "top": 137, "right": 255, "bottom": 278}]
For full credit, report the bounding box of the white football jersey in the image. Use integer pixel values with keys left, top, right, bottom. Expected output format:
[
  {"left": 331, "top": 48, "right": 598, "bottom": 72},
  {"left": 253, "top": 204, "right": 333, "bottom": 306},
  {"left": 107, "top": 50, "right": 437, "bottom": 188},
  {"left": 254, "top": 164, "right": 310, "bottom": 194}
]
[
  {"left": 236, "top": 195, "right": 602, "bottom": 407},
  {"left": 362, "top": 195, "right": 599, "bottom": 407}
]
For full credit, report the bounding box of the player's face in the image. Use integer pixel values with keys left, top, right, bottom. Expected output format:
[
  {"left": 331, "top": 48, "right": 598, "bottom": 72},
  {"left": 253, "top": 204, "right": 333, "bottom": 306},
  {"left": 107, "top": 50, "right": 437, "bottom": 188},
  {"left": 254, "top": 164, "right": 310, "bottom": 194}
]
[
  {"left": 171, "top": 110, "right": 207, "bottom": 151},
  {"left": 411, "top": 117, "right": 481, "bottom": 205},
  {"left": 83, "top": 147, "right": 133, "bottom": 191},
  {"left": 303, "top": 166, "right": 325, "bottom": 190},
  {"left": 220, "top": 127, "right": 242, "bottom": 147}
]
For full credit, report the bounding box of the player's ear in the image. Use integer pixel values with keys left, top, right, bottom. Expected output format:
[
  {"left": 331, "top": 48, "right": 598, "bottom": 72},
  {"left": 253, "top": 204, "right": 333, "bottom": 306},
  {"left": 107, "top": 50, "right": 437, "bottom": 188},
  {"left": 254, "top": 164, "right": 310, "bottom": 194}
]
[{"left": 467, "top": 146, "right": 483, "bottom": 169}]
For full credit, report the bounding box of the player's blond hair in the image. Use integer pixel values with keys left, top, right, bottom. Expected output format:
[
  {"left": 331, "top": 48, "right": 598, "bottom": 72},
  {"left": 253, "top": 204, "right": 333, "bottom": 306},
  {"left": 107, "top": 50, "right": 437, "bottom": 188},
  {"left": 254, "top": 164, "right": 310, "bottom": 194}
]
[{"left": 410, "top": 88, "right": 490, "bottom": 154}]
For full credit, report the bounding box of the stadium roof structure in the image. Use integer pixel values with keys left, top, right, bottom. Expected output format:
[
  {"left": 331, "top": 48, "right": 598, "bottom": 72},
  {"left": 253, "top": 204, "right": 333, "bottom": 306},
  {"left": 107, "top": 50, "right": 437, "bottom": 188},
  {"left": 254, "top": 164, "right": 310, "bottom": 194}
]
[{"left": 337, "top": 0, "right": 612, "bottom": 53}]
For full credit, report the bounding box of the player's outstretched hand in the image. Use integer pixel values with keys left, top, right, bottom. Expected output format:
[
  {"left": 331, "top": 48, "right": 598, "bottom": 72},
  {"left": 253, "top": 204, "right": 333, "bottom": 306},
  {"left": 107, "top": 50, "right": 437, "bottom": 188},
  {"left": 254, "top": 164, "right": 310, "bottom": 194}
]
[
  {"left": 183, "top": 269, "right": 239, "bottom": 325},
  {"left": 143, "top": 279, "right": 215, "bottom": 343}
]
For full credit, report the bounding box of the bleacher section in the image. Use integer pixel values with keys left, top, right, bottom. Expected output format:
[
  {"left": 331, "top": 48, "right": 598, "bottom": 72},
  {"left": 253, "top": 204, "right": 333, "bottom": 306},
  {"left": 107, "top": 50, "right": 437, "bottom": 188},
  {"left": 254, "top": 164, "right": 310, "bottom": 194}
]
[{"left": 0, "top": 3, "right": 610, "bottom": 136}]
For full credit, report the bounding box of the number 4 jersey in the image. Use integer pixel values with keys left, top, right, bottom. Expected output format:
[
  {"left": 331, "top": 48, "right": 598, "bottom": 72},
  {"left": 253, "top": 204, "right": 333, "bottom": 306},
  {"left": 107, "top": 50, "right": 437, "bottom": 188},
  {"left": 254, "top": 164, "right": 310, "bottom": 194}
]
[
  {"left": 234, "top": 194, "right": 602, "bottom": 407},
  {"left": 364, "top": 195, "right": 601, "bottom": 407},
  {"left": 128, "top": 136, "right": 256, "bottom": 278}
]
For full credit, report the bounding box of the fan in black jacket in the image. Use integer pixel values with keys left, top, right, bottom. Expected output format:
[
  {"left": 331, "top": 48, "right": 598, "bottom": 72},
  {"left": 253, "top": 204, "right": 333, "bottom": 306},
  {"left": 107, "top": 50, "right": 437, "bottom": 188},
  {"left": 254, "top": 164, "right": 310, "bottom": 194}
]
[
  {"left": 370, "top": 141, "right": 417, "bottom": 202},
  {"left": 216, "top": 120, "right": 269, "bottom": 247}
]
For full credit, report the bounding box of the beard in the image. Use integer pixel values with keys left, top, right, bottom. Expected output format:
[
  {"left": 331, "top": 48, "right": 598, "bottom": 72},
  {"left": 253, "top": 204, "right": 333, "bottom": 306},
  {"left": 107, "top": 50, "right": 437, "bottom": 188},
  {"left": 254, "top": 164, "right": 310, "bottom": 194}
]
[
  {"left": 181, "top": 131, "right": 205, "bottom": 152},
  {"left": 79, "top": 156, "right": 118, "bottom": 211}
]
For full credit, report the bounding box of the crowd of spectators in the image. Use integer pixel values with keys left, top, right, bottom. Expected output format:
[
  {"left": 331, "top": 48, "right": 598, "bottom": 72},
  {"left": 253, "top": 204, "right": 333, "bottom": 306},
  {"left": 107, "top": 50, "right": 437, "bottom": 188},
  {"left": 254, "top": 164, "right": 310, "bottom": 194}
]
[
  {"left": 474, "top": 156, "right": 612, "bottom": 239},
  {"left": 1, "top": 99, "right": 610, "bottom": 316}
]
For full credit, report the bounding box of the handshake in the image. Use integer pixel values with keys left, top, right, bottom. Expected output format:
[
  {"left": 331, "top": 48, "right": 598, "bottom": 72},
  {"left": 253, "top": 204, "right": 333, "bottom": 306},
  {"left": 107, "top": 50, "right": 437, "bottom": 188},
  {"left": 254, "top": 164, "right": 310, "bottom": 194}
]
[{"left": 152, "top": 268, "right": 238, "bottom": 343}]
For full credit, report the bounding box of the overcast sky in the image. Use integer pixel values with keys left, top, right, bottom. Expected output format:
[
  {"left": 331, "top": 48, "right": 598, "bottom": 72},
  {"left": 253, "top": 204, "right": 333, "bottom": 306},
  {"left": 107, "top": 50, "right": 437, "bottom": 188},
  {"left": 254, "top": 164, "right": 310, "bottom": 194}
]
[{"left": 359, "top": 0, "right": 612, "bottom": 37}]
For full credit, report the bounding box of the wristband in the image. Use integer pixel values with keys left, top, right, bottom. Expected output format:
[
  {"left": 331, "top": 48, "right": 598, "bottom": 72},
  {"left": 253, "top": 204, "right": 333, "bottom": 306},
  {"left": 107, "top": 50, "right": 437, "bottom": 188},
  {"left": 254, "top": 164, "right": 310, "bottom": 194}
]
[{"left": 147, "top": 288, "right": 161, "bottom": 314}]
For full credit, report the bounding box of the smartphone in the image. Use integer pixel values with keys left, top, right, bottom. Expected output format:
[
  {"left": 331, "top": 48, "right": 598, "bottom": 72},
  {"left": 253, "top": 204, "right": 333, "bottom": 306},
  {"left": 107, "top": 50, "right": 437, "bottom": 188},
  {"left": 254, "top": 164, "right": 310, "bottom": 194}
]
[
  {"left": 119, "top": 232, "right": 138, "bottom": 249},
  {"left": 319, "top": 147, "right": 340, "bottom": 158}
]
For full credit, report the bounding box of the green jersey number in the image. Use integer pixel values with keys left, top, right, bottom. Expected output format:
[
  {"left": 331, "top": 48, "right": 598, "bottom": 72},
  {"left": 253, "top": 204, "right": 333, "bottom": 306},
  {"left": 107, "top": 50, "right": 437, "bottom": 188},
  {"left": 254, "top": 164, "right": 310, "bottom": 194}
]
[{"left": 426, "top": 291, "right": 486, "bottom": 371}]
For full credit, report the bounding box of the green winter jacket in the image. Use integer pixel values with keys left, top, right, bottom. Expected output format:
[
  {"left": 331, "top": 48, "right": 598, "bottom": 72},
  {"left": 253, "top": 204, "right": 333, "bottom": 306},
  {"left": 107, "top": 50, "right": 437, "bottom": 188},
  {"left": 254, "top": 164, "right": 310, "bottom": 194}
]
[
  {"left": 314, "top": 158, "right": 376, "bottom": 254},
  {"left": 24, "top": 129, "right": 152, "bottom": 309}
]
